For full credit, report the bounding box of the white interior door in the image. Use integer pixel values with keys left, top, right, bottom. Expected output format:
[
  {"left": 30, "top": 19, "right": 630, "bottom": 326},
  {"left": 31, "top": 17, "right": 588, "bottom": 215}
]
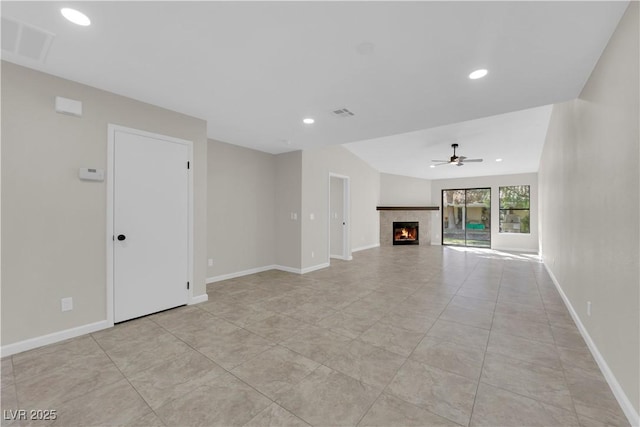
[{"left": 113, "top": 129, "right": 189, "bottom": 323}]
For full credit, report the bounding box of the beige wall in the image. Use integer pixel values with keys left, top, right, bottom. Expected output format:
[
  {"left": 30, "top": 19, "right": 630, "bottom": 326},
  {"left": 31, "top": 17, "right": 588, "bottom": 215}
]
[
  {"left": 380, "top": 173, "right": 432, "bottom": 205},
  {"left": 301, "top": 145, "right": 380, "bottom": 269},
  {"left": 275, "top": 151, "right": 303, "bottom": 270},
  {"left": 1, "top": 62, "right": 208, "bottom": 346},
  {"left": 430, "top": 173, "right": 539, "bottom": 252},
  {"left": 207, "top": 139, "right": 276, "bottom": 279},
  {"left": 539, "top": 2, "right": 639, "bottom": 418}
]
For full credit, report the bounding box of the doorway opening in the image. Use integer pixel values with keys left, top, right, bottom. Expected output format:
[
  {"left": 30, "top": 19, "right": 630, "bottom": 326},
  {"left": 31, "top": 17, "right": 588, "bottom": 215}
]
[
  {"left": 329, "top": 174, "right": 351, "bottom": 261},
  {"left": 442, "top": 188, "right": 491, "bottom": 248}
]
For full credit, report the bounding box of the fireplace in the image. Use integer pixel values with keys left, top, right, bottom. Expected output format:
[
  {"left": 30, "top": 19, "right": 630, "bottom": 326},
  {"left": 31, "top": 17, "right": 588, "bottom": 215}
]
[{"left": 393, "top": 222, "right": 419, "bottom": 245}]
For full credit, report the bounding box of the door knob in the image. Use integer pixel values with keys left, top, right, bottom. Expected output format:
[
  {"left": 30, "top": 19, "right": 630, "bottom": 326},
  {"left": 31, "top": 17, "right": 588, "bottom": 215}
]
[{"left": 117, "top": 234, "right": 126, "bottom": 241}]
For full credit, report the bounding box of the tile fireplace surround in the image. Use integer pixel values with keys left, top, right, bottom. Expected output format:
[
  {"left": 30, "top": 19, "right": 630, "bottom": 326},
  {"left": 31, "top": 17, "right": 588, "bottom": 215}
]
[{"left": 378, "top": 207, "right": 438, "bottom": 247}]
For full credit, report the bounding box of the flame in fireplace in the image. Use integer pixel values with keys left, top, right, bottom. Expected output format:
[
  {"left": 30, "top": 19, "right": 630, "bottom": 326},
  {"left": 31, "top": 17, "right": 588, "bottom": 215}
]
[{"left": 394, "top": 226, "right": 417, "bottom": 241}]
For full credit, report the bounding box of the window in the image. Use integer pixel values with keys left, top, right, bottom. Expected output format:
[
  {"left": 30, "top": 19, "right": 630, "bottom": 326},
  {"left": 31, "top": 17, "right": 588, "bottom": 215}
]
[
  {"left": 499, "top": 185, "right": 530, "bottom": 233},
  {"left": 442, "top": 188, "right": 491, "bottom": 247}
]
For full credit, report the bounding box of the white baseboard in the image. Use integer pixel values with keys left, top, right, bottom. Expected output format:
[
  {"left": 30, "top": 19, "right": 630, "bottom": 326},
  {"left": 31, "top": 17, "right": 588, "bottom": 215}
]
[
  {"left": 1, "top": 320, "right": 110, "bottom": 357},
  {"left": 189, "top": 294, "right": 208, "bottom": 305},
  {"left": 301, "top": 262, "right": 330, "bottom": 274},
  {"left": 206, "top": 262, "right": 331, "bottom": 281},
  {"left": 352, "top": 243, "right": 380, "bottom": 253},
  {"left": 544, "top": 263, "right": 639, "bottom": 427},
  {"left": 274, "top": 264, "right": 301, "bottom": 274},
  {"left": 330, "top": 254, "right": 352, "bottom": 261},
  {"left": 493, "top": 246, "right": 540, "bottom": 254},
  {"left": 207, "top": 265, "right": 277, "bottom": 284}
]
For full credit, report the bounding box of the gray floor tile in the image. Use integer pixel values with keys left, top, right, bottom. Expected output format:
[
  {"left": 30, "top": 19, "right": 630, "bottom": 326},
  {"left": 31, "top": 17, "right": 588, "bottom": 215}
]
[
  {"left": 359, "top": 321, "right": 425, "bottom": 357},
  {"left": 129, "top": 349, "right": 226, "bottom": 409},
  {"left": 281, "top": 325, "right": 352, "bottom": 364},
  {"left": 411, "top": 335, "right": 485, "bottom": 380},
  {"left": 276, "top": 365, "right": 380, "bottom": 427},
  {"left": 324, "top": 339, "right": 406, "bottom": 389},
  {"left": 439, "top": 304, "right": 494, "bottom": 330},
  {"left": 427, "top": 319, "right": 490, "bottom": 349},
  {"left": 50, "top": 378, "right": 150, "bottom": 426},
  {"left": 386, "top": 359, "right": 477, "bottom": 426},
  {"left": 359, "top": 392, "right": 459, "bottom": 427},
  {"left": 487, "top": 330, "right": 562, "bottom": 370},
  {"left": 231, "top": 346, "right": 319, "bottom": 399},
  {"left": 470, "top": 382, "right": 580, "bottom": 426},
  {"left": 156, "top": 373, "right": 271, "bottom": 427},
  {"left": 244, "top": 403, "right": 310, "bottom": 427},
  {"left": 5, "top": 246, "right": 627, "bottom": 427},
  {"left": 481, "top": 352, "right": 574, "bottom": 410}
]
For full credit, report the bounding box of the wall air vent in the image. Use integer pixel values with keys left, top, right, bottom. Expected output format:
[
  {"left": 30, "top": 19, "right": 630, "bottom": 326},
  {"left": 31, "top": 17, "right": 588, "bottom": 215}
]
[
  {"left": 1, "top": 17, "right": 55, "bottom": 63},
  {"left": 331, "top": 108, "right": 355, "bottom": 118}
]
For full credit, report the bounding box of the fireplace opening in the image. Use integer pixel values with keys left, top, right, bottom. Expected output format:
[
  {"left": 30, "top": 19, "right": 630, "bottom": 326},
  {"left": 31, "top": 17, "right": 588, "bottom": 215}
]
[{"left": 393, "top": 222, "right": 419, "bottom": 245}]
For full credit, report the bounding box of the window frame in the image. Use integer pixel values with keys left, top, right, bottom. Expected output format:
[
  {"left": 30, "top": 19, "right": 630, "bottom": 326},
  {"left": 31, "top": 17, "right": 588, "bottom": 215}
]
[{"left": 498, "top": 185, "right": 531, "bottom": 234}]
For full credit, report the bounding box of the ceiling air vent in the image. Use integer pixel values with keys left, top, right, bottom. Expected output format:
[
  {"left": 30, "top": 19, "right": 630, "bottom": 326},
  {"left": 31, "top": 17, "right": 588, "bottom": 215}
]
[
  {"left": 331, "top": 108, "right": 355, "bottom": 118},
  {"left": 1, "top": 17, "right": 55, "bottom": 63}
]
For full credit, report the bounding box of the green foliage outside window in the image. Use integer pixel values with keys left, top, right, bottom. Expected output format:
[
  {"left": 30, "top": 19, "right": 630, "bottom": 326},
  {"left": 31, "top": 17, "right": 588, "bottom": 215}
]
[{"left": 499, "top": 185, "right": 530, "bottom": 233}]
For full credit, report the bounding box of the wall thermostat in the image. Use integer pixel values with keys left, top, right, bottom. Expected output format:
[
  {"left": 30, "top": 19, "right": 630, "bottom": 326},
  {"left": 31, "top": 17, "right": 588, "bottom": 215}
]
[{"left": 79, "top": 168, "right": 104, "bottom": 181}]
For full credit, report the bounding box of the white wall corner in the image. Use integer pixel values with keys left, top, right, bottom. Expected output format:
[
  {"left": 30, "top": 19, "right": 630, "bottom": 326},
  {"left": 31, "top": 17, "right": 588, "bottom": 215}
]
[
  {"left": 188, "top": 294, "right": 208, "bottom": 305},
  {"left": 272, "top": 265, "right": 301, "bottom": 274},
  {"left": 1, "top": 320, "right": 110, "bottom": 358},
  {"left": 301, "top": 262, "right": 330, "bottom": 274},
  {"left": 544, "top": 262, "right": 640, "bottom": 427}
]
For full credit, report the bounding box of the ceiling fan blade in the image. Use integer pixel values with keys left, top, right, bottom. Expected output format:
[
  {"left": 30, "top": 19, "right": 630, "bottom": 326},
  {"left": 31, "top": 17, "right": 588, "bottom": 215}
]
[
  {"left": 431, "top": 159, "right": 450, "bottom": 163},
  {"left": 432, "top": 162, "right": 450, "bottom": 166},
  {"left": 463, "top": 158, "right": 483, "bottom": 162}
]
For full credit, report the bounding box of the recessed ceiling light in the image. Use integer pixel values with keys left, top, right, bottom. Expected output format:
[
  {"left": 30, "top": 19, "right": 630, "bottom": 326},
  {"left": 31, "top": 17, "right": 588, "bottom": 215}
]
[
  {"left": 429, "top": 165, "right": 436, "bottom": 168},
  {"left": 61, "top": 8, "right": 91, "bottom": 26},
  {"left": 303, "top": 118, "right": 315, "bottom": 125},
  {"left": 469, "top": 69, "right": 488, "bottom": 80},
  {"left": 496, "top": 158, "right": 503, "bottom": 162}
]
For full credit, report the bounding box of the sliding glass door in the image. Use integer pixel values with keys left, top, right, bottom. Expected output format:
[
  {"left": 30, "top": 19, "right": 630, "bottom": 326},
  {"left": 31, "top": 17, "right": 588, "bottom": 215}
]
[{"left": 442, "top": 188, "right": 491, "bottom": 248}]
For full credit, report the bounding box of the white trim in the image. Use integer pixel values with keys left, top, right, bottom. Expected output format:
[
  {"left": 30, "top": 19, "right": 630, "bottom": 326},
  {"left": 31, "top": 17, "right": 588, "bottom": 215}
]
[
  {"left": 274, "top": 265, "right": 302, "bottom": 274},
  {"left": 352, "top": 242, "right": 380, "bottom": 253},
  {"left": 206, "top": 263, "right": 330, "bottom": 279},
  {"left": 189, "top": 294, "right": 208, "bottom": 305},
  {"left": 493, "top": 246, "right": 539, "bottom": 253},
  {"left": 1, "top": 320, "right": 110, "bottom": 357},
  {"left": 107, "top": 124, "right": 194, "bottom": 325},
  {"left": 207, "top": 265, "right": 277, "bottom": 284},
  {"left": 301, "top": 262, "right": 330, "bottom": 274},
  {"left": 544, "top": 263, "right": 639, "bottom": 427}
]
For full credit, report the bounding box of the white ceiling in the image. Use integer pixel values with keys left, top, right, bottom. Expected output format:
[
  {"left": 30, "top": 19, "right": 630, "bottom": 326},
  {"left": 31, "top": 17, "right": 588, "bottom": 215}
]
[
  {"left": 1, "top": 1, "right": 628, "bottom": 178},
  {"left": 345, "top": 104, "right": 553, "bottom": 180}
]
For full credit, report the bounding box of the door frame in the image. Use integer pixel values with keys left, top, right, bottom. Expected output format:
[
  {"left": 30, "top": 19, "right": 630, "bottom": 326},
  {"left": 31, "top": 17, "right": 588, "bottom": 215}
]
[
  {"left": 441, "top": 187, "right": 491, "bottom": 249},
  {"left": 327, "top": 173, "right": 351, "bottom": 261},
  {"left": 106, "top": 124, "right": 194, "bottom": 327}
]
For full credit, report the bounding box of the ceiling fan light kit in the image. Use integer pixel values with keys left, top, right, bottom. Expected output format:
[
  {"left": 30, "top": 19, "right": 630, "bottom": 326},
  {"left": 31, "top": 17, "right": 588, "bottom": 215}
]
[{"left": 431, "top": 143, "right": 483, "bottom": 167}]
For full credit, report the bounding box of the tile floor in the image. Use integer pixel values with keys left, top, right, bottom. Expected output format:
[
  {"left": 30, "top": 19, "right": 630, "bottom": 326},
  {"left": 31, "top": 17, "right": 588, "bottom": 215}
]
[{"left": 0, "top": 246, "right": 630, "bottom": 426}]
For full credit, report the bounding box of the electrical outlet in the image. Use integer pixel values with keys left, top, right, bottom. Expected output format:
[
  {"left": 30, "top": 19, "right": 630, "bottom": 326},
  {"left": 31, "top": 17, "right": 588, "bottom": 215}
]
[
  {"left": 310, "top": 213, "right": 315, "bottom": 220},
  {"left": 208, "top": 258, "right": 213, "bottom": 267},
  {"left": 311, "top": 251, "right": 315, "bottom": 258},
  {"left": 61, "top": 297, "right": 73, "bottom": 312},
  {"left": 587, "top": 301, "right": 591, "bottom": 316}
]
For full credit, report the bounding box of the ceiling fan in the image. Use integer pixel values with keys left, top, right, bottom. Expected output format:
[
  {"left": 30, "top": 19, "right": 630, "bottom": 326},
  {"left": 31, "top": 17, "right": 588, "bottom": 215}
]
[{"left": 431, "top": 143, "right": 483, "bottom": 167}]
